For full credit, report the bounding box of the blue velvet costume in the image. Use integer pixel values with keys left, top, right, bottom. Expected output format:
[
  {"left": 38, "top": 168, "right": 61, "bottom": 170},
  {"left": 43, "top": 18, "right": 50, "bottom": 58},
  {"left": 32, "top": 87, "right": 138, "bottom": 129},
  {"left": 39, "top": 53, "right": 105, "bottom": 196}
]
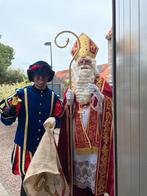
[{"left": 1, "top": 85, "right": 63, "bottom": 175}]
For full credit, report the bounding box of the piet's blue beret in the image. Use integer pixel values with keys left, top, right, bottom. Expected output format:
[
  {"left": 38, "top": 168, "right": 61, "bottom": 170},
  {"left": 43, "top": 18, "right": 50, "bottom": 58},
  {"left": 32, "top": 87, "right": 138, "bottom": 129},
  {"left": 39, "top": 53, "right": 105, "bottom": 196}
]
[{"left": 27, "top": 61, "right": 55, "bottom": 82}]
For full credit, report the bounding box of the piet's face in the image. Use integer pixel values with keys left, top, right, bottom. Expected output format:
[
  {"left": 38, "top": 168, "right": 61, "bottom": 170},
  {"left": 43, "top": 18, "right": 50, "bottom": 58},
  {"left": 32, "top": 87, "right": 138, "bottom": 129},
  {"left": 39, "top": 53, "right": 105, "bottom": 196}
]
[{"left": 33, "top": 73, "right": 49, "bottom": 90}]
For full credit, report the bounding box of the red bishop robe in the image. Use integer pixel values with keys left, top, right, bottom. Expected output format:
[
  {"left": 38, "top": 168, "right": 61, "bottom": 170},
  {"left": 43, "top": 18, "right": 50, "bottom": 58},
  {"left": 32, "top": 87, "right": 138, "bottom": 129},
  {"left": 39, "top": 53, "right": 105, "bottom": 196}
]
[{"left": 58, "top": 75, "right": 114, "bottom": 196}]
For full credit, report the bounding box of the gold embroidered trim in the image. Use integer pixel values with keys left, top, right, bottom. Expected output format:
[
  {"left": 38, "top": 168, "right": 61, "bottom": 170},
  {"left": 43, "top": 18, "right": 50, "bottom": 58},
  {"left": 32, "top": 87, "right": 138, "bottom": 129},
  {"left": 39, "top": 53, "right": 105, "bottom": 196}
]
[
  {"left": 74, "top": 104, "right": 99, "bottom": 153},
  {"left": 95, "top": 97, "right": 112, "bottom": 195},
  {"left": 22, "top": 88, "right": 29, "bottom": 175},
  {"left": 2, "top": 116, "right": 16, "bottom": 120},
  {"left": 49, "top": 92, "right": 55, "bottom": 116},
  {"left": 78, "top": 105, "right": 92, "bottom": 149},
  {"left": 29, "top": 151, "right": 32, "bottom": 160},
  {"left": 11, "top": 144, "right": 16, "bottom": 165},
  {"left": 5, "top": 98, "right": 9, "bottom": 107},
  {"left": 18, "top": 145, "right": 21, "bottom": 175},
  {"left": 95, "top": 77, "right": 105, "bottom": 93},
  {"left": 76, "top": 146, "right": 98, "bottom": 154}
]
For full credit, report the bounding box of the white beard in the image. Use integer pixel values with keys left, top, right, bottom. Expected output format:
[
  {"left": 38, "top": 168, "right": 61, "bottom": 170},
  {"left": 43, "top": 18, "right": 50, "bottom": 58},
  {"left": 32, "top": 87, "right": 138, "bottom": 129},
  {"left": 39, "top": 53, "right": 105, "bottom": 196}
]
[{"left": 72, "top": 65, "right": 95, "bottom": 104}]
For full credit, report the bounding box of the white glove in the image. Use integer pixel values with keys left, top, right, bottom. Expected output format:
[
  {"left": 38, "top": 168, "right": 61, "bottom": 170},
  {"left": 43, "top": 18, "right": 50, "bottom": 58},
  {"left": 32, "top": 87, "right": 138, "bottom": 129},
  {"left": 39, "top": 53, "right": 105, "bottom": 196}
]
[
  {"left": 104, "top": 193, "right": 109, "bottom": 196},
  {"left": 88, "top": 83, "right": 104, "bottom": 112},
  {"left": 66, "top": 89, "right": 74, "bottom": 105},
  {"left": 88, "top": 83, "right": 104, "bottom": 99}
]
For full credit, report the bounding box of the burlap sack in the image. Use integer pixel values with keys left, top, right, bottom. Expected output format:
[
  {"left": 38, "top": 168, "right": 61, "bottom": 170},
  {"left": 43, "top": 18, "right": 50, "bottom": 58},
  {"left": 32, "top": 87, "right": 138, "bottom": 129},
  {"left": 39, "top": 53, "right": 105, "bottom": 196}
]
[{"left": 23, "top": 117, "right": 70, "bottom": 196}]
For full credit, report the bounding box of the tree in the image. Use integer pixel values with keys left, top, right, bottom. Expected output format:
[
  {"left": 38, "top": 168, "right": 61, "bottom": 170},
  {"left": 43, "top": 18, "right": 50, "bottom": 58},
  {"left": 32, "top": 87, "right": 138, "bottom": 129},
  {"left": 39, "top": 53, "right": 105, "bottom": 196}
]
[
  {"left": 0, "top": 42, "right": 15, "bottom": 83},
  {"left": 0, "top": 68, "right": 27, "bottom": 84},
  {"left": 0, "top": 39, "right": 27, "bottom": 84},
  {"left": 0, "top": 42, "right": 14, "bottom": 73}
]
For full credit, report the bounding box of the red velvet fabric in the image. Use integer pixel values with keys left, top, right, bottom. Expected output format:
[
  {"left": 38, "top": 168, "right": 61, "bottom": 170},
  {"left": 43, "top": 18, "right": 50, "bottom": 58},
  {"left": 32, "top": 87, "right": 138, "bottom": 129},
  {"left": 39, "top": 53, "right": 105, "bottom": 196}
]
[
  {"left": 13, "top": 146, "right": 31, "bottom": 175},
  {"left": 52, "top": 100, "right": 63, "bottom": 117},
  {"left": 58, "top": 78, "right": 114, "bottom": 196}
]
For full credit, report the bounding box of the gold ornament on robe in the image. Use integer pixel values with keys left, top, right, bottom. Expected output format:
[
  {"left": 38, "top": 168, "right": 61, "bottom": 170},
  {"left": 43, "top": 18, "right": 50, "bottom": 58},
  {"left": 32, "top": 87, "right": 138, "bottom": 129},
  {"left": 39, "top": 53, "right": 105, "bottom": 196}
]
[{"left": 11, "top": 96, "right": 22, "bottom": 106}]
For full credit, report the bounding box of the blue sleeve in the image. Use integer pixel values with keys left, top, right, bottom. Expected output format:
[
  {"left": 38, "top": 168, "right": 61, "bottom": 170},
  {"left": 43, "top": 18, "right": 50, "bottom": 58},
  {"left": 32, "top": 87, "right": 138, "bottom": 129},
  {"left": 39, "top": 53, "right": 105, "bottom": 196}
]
[{"left": 1, "top": 114, "right": 16, "bottom": 126}]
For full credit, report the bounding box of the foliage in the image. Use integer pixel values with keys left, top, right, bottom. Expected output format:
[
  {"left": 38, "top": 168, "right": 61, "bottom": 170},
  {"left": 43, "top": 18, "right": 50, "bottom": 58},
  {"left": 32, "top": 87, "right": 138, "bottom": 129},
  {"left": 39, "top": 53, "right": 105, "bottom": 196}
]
[
  {"left": 0, "top": 40, "right": 27, "bottom": 84},
  {"left": 0, "top": 68, "right": 27, "bottom": 84},
  {"left": 64, "top": 79, "right": 70, "bottom": 86},
  {"left": 0, "top": 81, "right": 31, "bottom": 101},
  {"left": 0, "top": 42, "right": 14, "bottom": 73}
]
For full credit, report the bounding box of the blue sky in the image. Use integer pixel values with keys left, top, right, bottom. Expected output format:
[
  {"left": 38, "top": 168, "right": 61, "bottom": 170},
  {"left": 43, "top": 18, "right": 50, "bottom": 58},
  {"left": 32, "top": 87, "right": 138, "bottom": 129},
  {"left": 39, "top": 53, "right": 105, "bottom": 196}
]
[{"left": 0, "top": 0, "right": 112, "bottom": 72}]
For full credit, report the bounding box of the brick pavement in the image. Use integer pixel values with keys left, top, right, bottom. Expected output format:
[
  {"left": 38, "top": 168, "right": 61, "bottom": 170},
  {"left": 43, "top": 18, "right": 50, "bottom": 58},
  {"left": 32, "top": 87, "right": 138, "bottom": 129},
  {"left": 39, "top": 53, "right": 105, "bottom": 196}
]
[{"left": 0, "top": 122, "right": 20, "bottom": 196}]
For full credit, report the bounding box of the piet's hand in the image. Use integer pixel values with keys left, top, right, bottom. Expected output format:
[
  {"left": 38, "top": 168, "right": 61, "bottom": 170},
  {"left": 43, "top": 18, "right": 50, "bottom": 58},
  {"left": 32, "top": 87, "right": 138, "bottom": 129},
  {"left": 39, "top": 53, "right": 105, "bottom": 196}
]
[
  {"left": 2, "top": 105, "right": 17, "bottom": 117},
  {"left": 66, "top": 89, "right": 74, "bottom": 105},
  {"left": 88, "top": 83, "right": 104, "bottom": 113}
]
